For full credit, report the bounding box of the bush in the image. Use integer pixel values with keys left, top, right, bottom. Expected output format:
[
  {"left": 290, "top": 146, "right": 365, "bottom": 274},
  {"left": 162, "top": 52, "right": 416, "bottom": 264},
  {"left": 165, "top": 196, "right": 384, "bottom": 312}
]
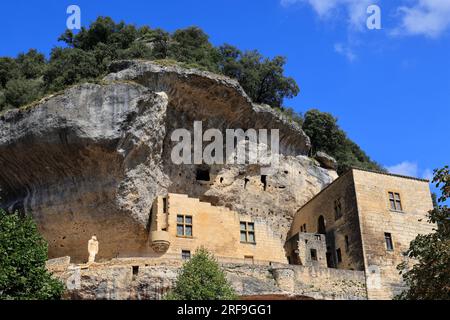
[
  {"left": 44, "top": 48, "right": 100, "bottom": 92},
  {"left": 0, "top": 209, "right": 64, "bottom": 300},
  {"left": 4, "top": 78, "right": 42, "bottom": 109},
  {"left": 165, "top": 248, "right": 237, "bottom": 300}
]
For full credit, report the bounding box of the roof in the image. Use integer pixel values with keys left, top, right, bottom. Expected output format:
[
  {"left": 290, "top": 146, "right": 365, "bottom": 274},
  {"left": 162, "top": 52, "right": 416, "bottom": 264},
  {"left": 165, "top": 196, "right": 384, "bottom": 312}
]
[
  {"left": 293, "top": 166, "right": 429, "bottom": 218},
  {"left": 350, "top": 167, "right": 430, "bottom": 183}
]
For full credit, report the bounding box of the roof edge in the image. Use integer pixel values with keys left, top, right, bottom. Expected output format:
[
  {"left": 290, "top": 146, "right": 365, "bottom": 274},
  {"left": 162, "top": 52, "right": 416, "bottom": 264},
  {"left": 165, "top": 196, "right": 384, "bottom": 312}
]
[{"left": 350, "top": 167, "right": 430, "bottom": 183}]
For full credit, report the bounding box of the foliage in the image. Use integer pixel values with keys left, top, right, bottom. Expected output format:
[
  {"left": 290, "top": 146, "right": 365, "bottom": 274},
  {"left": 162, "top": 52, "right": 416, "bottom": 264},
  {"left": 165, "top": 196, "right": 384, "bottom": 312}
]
[
  {"left": 218, "top": 44, "right": 299, "bottom": 107},
  {"left": 0, "top": 16, "right": 299, "bottom": 111},
  {"left": 165, "top": 248, "right": 237, "bottom": 300},
  {"left": 0, "top": 209, "right": 64, "bottom": 300},
  {"left": 302, "top": 109, "right": 384, "bottom": 174},
  {"left": 43, "top": 48, "right": 100, "bottom": 92},
  {"left": 396, "top": 166, "right": 450, "bottom": 300}
]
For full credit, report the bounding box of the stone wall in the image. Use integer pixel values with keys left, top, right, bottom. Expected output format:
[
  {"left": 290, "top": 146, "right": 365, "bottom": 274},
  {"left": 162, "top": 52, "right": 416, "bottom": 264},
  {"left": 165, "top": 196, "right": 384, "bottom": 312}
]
[
  {"left": 352, "top": 169, "right": 434, "bottom": 299},
  {"left": 289, "top": 171, "right": 365, "bottom": 271},
  {"left": 47, "top": 257, "right": 367, "bottom": 300},
  {"left": 162, "top": 193, "right": 288, "bottom": 264}
]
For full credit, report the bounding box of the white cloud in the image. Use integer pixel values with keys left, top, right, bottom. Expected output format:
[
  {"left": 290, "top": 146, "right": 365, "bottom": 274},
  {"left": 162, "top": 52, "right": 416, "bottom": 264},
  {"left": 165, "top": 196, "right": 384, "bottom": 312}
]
[
  {"left": 281, "top": 0, "right": 374, "bottom": 30},
  {"left": 386, "top": 161, "right": 434, "bottom": 180},
  {"left": 422, "top": 168, "right": 434, "bottom": 181},
  {"left": 386, "top": 161, "right": 419, "bottom": 177},
  {"left": 334, "top": 42, "right": 357, "bottom": 61},
  {"left": 394, "top": 0, "right": 450, "bottom": 38}
]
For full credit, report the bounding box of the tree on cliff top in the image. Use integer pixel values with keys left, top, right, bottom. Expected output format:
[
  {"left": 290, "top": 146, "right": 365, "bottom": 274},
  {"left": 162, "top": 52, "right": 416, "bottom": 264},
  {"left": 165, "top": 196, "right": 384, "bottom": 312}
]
[
  {"left": 165, "top": 247, "right": 237, "bottom": 300},
  {"left": 0, "top": 209, "right": 64, "bottom": 300},
  {"left": 397, "top": 166, "right": 450, "bottom": 300},
  {"left": 302, "top": 109, "right": 384, "bottom": 174}
]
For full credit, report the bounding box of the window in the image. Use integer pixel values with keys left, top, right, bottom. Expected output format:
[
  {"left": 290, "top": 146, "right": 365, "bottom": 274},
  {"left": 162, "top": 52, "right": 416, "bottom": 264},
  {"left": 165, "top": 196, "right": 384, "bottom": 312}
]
[
  {"left": 240, "top": 221, "right": 256, "bottom": 243},
  {"left": 244, "top": 255, "right": 254, "bottom": 264},
  {"left": 261, "top": 175, "right": 267, "bottom": 191},
  {"left": 300, "top": 225, "right": 303, "bottom": 233},
  {"left": 388, "top": 192, "right": 403, "bottom": 211},
  {"left": 177, "top": 215, "right": 193, "bottom": 237},
  {"left": 345, "top": 235, "right": 350, "bottom": 252},
  {"left": 196, "top": 168, "right": 210, "bottom": 181},
  {"left": 334, "top": 199, "right": 343, "bottom": 220},
  {"left": 303, "top": 224, "right": 307, "bottom": 233},
  {"left": 385, "top": 233, "right": 394, "bottom": 251},
  {"left": 162, "top": 197, "right": 167, "bottom": 213},
  {"left": 310, "top": 249, "right": 318, "bottom": 261},
  {"left": 132, "top": 266, "right": 139, "bottom": 276},
  {"left": 182, "top": 250, "right": 191, "bottom": 260},
  {"left": 336, "top": 248, "right": 342, "bottom": 263}
]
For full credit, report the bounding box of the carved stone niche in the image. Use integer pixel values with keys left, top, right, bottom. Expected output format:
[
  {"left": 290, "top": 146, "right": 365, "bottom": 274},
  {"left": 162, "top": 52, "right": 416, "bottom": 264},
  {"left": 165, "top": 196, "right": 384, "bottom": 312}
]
[{"left": 150, "top": 231, "right": 170, "bottom": 253}]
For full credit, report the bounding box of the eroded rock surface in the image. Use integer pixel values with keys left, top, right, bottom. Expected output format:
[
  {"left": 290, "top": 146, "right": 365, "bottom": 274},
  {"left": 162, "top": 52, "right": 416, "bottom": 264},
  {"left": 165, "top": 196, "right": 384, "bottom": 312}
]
[
  {"left": 48, "top": 259, "right": 366, "bottom": 300},
  {"left": 0, "top": 60, "right": 336, "bottom": 262}
]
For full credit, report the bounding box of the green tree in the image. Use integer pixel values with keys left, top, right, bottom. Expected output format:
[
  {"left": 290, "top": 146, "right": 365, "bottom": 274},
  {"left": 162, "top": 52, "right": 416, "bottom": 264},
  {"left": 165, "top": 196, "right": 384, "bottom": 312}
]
[
  {"left": 169, "top": 26, "right": 220, "bottom": 72},
  {"left": 44, "top": 48, "right": 100, "bottom": 92},
  {"left": 218, "top": 46, "right": 299, "bottom": 108},
  {"left": 4, "top": 78, "right": 42, "bottom": 108},
  {"left": 16, "top": 49, "right": 46, "bottom": 79},
  {"left": 166, "top": 248, "right": 237, "bottom": 300},
  {"left": 0, "top": 57, "right": 20, "bottom": 88},
  {"left": 0, "top": 209, "right": 64, "bottom": 300},
  {"left": 302, "top": 109, "right": 384, "bottom": 174},
  {"left": 397, "top": 166, "right": 450, "bottom": 300}
]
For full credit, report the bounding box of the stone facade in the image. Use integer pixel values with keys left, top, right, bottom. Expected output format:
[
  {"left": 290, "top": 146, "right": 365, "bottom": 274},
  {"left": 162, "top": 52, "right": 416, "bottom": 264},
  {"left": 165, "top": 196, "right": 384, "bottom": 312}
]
[
  {"left": 150, "top": 193, "right": 287, "bottom": 264},
  {"left": 352, "top": 169, "right": 435, "bottom": 299},
  {"left": 290, "top": 168, "right": 434, "bottom": 299}
]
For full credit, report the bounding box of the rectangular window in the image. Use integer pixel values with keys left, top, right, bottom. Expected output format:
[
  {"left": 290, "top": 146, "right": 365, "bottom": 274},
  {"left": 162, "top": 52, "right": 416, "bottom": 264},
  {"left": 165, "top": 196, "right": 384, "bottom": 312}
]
[
  {"left": 336, "top": 248, "right": 342, "bottom": 263},
  {"left": 310, "top": 249, "right": 318, "bottom": 261},
  {"left": 388, "top": 192, "right": 403, "bottom": 211},
  {"left": 334, "top": 199, "right": 343, "bottom": 220},
  {"left": 303, "top": 224, "right": 307, "bottom": 233},
  {"left": 240, "top": 221, "right": 256, "bottom": 243},
  {"left": 385, "top": 233, "right": 394, "bottom": 251},
  {"left": 181, "top": 250, "right": 191, "bottom": 260},
  {"left": 345, "top": 235, "right": 349, "bottom": 252},
  {"left": 162, "top": 197, "right": 168, "bottom": 213},
  {"left": 244, "top": 255, "right": 254, "bottom": 264},
  {"left": 177, "top": 215, "right": 193, "bottom": 237}
]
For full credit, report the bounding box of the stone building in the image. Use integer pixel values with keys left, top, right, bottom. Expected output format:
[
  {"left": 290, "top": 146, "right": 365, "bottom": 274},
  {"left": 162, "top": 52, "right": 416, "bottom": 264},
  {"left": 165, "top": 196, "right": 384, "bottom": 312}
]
[
  {"left": 287, "top": 168, "right": 435, "bottom": 299},
  {"left": 149, "top": 193, "right": 287, "bottom": 264}
]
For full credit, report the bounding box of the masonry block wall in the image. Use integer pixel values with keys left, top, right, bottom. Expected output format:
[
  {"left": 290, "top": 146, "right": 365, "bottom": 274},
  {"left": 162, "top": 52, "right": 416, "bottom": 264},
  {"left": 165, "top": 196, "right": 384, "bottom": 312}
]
[
  {"left": 161, "top": 193, "right": 288, "bottom": 264},
  {"left": 352, "top": 170, "right": 434, "bottom": 299},
  {"left": 289, "top": 171, "right": 365, "bottom": 271}
]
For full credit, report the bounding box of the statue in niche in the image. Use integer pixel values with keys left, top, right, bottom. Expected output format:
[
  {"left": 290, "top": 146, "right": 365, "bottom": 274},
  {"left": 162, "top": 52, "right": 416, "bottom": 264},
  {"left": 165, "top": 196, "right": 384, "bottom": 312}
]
[{"left": 88, "top": 235, "right": 99, "bottom": 264}]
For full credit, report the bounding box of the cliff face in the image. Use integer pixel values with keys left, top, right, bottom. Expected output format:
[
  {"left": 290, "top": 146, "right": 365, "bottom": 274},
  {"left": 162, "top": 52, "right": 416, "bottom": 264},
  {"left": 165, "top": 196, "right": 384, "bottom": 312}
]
[{"left": 0, "top": 60, "right": 336, "bottom": 262}]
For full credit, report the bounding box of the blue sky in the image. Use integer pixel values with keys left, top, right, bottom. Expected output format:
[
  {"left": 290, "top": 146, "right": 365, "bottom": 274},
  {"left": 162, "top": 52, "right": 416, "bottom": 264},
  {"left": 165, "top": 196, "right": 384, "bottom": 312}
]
[{"left": 1, "top": 0, "right": 449, "bottom": 194}]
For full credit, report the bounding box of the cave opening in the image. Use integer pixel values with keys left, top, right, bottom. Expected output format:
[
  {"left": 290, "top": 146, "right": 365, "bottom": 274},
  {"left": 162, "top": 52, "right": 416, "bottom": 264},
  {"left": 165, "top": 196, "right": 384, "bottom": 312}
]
[
  {"left": 261, "top": 175, "right": 267, "bottom": 191},
  {"left": 196, "top": 168, "right": 210, "bottom": 181}
]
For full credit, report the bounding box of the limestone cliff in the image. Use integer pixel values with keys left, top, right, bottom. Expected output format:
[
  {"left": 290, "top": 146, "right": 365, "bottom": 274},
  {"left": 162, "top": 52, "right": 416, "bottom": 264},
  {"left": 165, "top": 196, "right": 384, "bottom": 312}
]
[{"left": 0, "top": 60, "right": 336, "bottom": 262}]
